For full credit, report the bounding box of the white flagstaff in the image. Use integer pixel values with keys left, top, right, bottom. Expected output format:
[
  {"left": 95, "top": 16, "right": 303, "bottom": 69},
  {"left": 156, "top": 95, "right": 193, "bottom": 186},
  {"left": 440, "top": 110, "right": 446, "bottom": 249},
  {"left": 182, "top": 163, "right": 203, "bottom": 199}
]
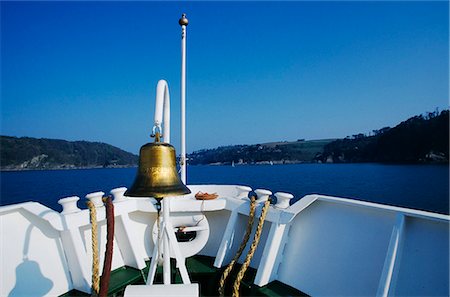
[
  {"left": 144, "top": 14, "right": 192, "bottom": 289},
  {"left": 180, "top": 13, "right": 188, "bottom": 184}
]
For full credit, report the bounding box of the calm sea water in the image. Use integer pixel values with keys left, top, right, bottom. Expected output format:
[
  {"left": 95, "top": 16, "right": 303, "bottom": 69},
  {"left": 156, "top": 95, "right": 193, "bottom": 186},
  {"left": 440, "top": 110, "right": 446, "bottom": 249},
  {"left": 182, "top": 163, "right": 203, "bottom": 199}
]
[{"left": 1, "top": 164, "right": 448, "bottom": 214}]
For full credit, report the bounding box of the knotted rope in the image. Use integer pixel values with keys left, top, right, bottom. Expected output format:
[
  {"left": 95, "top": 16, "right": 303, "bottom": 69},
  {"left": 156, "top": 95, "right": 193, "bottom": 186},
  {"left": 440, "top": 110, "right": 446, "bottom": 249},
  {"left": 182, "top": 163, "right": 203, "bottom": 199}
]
[
  {"left": 86, "top": 201, "right": 100, "bottom": 296},
  {"left": 232, "top": 199, "right": 271, "bottom": 297},
  {"left": 218, "top": 195, "right": 257, "bottom": 296}
]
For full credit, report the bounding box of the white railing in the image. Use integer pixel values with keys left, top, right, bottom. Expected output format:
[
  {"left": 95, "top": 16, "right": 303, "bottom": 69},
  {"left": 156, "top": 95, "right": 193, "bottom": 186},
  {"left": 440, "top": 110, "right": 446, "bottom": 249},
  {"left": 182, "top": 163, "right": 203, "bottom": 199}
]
[
  {"left": 257, "top": 194, "right": 450, "bottom": 296},
  {"left": 1, "top": 187, "right": 448, "bottom": 296}
]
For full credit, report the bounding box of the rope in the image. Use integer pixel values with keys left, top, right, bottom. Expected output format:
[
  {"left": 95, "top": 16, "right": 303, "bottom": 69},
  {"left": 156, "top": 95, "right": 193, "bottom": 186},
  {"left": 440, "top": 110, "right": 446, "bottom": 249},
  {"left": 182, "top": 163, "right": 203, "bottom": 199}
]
[
  {"left": 99, "top": 197, "right": 114, "bottom": 297},
  {"left": 147, "top": 203, "right": 162, "bottom": 285},
  {"left": 193, "top": 198, "right": 206, "bottom": 227},
  {"left": 87, "top": 201, "right": 100, "bottom": 296},
  {"left": 232, "top": 199, "right": 271, "bottom": 297},
  {"left": 218, "top": 195, "right": 257, "bottom": 296},
  {"left": 156, "top": 206, "right": 163, "bottom": 265}
]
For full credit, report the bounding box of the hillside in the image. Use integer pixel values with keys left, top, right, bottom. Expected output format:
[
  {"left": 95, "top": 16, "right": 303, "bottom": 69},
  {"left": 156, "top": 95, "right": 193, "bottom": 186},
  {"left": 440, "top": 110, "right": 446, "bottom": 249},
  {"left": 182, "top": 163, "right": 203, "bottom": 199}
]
[
  {"left": 188, "top": 139, "right": 335, "bottom": 165},
  {"left": 189, "top": 110, "right": 449, "bottom": 165},
  {"left": 316, "top": 110, "right": 449, "bottom": 163},
  {"left": 1, "top": 136, "right": 138, "bottom": 170},
  {"left": 2, "top": 111, "right": 447, "bottom": 169}
]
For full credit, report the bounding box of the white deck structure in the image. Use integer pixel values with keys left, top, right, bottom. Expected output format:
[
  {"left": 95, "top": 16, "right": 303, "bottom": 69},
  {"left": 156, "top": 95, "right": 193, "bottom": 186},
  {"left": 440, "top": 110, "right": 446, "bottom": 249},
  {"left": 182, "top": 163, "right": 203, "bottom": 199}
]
[{"left": 1, "top": 184, "right": 448, "bottom": 296}]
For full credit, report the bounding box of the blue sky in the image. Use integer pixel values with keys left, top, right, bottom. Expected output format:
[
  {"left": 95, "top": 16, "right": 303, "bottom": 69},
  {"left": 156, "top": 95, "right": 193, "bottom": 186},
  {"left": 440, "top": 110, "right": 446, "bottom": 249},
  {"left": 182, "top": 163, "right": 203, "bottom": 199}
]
[{"left": 1, "top": 1, "right": 448, "bottom": 154}]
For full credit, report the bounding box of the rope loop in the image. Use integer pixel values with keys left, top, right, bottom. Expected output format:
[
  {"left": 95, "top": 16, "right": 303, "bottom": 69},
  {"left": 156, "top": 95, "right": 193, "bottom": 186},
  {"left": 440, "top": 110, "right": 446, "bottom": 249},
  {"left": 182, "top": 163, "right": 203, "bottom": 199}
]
[
  {"left": 269, "top": 194, "right": 277, "bottom": 205},
  {"left": 99, "top": 196, "right": 114, "bottom": 297},
  {"left": 232, "top": 199, "right": 271, "bottom": 297},
  {"left": 86, "top": 201, "right": 100, "bottom": 296},
  {"left": 218, "top": 195, "right": 257, "bottom": 296},
  {"left": 87, "top": 196, "right": 115, "bottom": 297},
  {"left": 247, "top": 191, "right": 257, "bottom": 200}
]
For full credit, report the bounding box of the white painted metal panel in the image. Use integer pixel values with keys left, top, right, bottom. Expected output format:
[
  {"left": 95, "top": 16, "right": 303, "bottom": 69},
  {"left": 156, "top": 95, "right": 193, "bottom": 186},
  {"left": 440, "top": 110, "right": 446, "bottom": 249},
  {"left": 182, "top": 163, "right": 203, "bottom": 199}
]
[
  {"left": 278, "top": 200, "right": 396, "bottom": 296},
  {"left": 80, "top": 219, "right": 125, "bottom": 272},
  {"left": 214, "top": 211, "right": 271, "bottom": 270},
  {"left": 201, "top": 210, "right": 232, "bottom": 257},
  {"left": 0, "top": 207, "right": 71, "bottom": 297},
  {"left": 389, "top": 216, "right": 449, "bottom": 296},
  {"left": 127, "top": 211, "right": 158, "bottom": 260}
]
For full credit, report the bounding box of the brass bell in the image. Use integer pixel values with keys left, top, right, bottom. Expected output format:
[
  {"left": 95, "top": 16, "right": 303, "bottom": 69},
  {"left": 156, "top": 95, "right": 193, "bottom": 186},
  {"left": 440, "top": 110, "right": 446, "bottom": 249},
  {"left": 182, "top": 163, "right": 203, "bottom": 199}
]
[{"left": 125, "top": 137, "right": 191, "bottom": 199}]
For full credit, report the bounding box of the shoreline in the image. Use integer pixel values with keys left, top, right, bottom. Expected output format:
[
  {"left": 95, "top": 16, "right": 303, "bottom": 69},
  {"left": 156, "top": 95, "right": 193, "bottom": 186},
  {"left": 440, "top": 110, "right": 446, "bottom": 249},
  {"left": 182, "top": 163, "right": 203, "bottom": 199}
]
[
  {"left": 2, "top": 161, "right": 448, "bottom": 172},
  {"left": 0, "top": 164, "right": 138, "bottom": 172}
]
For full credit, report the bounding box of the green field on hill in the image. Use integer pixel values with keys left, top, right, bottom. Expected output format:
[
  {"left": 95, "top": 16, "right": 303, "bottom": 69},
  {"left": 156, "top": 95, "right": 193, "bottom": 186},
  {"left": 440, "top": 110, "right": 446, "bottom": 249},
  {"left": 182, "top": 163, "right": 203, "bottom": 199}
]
[{"left": 188, "top": 139, "right": 336, "bottom": 165}]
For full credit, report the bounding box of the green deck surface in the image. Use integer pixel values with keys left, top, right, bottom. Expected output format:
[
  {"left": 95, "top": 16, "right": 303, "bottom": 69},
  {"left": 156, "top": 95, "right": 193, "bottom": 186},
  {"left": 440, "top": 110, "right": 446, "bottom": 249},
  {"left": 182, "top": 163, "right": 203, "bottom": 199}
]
[{"left": 60, "top": 255, "right": 308, "bottom": 296}]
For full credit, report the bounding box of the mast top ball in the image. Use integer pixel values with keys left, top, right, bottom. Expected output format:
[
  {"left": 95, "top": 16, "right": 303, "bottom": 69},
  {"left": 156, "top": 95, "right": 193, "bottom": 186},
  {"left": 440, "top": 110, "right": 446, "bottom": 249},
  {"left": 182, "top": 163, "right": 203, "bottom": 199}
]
[{"left": 179, "top": 13, "right": 188, "bottom": 26}]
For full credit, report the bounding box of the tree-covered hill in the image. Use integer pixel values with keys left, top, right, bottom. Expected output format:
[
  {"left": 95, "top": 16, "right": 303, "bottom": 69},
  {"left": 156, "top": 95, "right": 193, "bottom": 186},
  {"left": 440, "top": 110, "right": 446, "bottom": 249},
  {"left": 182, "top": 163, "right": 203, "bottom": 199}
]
[
  {"left": 188, "top": 139, "right": 335, "bottom": 165},
  {"left": 189, "top": 110, "right": 449, "bottom": 165},
  {"left": 316, "top": 110, "right": 449, "bottom": 163},
  {"left": 2, "top": 110, "right": 447, "bottom": 169},
  {"left": 1, "top": 136, "right": 138, "bottom": 170}
]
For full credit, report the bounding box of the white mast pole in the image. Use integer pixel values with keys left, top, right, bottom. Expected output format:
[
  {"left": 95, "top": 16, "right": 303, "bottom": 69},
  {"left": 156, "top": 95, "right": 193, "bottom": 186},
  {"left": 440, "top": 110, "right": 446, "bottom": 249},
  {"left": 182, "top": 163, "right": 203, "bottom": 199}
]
[{"left": 179, "top": 14, "right": 188, "bottom": 183}]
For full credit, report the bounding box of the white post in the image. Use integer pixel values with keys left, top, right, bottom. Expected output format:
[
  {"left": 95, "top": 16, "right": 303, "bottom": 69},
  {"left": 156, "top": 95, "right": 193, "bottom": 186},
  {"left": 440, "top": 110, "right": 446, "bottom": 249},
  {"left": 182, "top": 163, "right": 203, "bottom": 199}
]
[
  {"left": 146, "top": 214, "right": 160, "bottom": 285},
  {"left": 58, "top": 196, "right": 81, "bottom": 214},
  {"left": 254, "top": 223, "right": 287, "bottom": 286},
  {"left": 146, "top": 197, "right": 191, "bottom": 286},
  {"left": 376, "top": 213, "right": 406, "bottom": 297},
  {"left": 162, "top": 198, "right": 171, "bottom": 284},
  {"left": 179, "top": 13, "right": 188, "bottom": 184}
]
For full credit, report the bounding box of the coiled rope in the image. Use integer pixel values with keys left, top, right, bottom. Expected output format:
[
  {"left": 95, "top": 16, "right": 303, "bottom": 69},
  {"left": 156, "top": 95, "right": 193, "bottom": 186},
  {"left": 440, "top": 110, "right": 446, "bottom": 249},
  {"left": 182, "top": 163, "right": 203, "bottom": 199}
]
[
  {"left": 218, "top": 195, "right": 257, "bottom": 296},
  {"left": 232, "top": 198, "right": 271, "bottom": 297},
  {"left": 86, "top": 201, "right": 100, "bottom": 296}
]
